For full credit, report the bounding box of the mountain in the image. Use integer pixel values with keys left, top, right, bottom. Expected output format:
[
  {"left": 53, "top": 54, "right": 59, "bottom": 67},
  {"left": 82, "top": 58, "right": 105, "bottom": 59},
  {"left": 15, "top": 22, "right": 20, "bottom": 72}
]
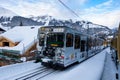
[
  {"left": 0, "top": 6, "right": 111, "bottom": 39},
  {"left": 0, "top": 6, "right": 17, "bottom": 17},
  {"left": 29, "top": 15, "right": 111, "bottom": 39},
  {"left": 0, "top": 6, "right": 17, "bottom": 26},
  {"left": 1, "top": 16, "right": 45, "bottom": 28},
  {"left": 0, "top": 7, "right": 45, "bottom": 28}
]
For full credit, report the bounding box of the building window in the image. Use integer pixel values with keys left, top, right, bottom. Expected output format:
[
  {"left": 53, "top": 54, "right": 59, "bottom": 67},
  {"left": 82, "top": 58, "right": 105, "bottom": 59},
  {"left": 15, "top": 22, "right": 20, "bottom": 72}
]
[
  {"left": 66, "top": 33, "right": 73, "bottom": 47},
  {"left": 74, "top": 35, "right": 80, "bottom": 49},
  {"left": 3, "top": 42, "right": 9, "bottom": 47}
]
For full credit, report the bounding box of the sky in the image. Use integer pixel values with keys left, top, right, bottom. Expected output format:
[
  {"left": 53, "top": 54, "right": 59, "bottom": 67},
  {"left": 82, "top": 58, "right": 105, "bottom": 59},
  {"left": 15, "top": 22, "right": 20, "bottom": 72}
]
[{"left": 0, "top": 0, "right": 120, "bottom": 28}]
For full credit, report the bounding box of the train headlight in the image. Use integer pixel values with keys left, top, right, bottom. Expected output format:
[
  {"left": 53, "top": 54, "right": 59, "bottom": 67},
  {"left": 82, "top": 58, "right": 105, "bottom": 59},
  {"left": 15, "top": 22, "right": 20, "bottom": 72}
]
[{"left": 60, "top": 55, "right": 64, "bottom": 59}]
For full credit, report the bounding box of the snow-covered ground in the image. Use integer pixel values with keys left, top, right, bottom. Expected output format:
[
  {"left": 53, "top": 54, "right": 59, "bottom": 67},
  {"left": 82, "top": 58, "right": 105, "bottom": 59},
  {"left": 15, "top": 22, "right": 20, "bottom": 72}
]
[
  {"left": 0, "top": 47, "right": 117, "bottom": 80},
  {"left": 101, "top": 50, "right": 117, "bottom": 80}
]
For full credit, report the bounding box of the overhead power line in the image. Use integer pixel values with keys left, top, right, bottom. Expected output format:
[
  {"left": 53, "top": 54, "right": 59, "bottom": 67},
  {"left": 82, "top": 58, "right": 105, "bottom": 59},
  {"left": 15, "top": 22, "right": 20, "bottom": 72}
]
[{"left": 58, "top": 0, "right": 80, "bottom": 18}]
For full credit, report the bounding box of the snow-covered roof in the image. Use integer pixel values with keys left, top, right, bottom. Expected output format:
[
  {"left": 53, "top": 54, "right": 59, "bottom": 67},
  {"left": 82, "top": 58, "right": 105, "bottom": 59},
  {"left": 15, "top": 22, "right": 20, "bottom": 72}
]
[
  {"left": 107, "top": 35, "right": 113, "bottom": 39},
  {"left": 1, "top": 26, "right": 37, "bottom": 42},
  {"left": 0, "top": 26, "right": 41, "bottom": 54}
]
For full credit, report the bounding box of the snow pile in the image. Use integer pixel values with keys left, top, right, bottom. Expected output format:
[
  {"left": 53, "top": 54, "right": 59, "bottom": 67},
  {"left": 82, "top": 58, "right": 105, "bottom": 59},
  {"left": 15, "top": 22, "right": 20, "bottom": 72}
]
[{"left": 0, "top": 26, "right": 40, "bottom": 54}]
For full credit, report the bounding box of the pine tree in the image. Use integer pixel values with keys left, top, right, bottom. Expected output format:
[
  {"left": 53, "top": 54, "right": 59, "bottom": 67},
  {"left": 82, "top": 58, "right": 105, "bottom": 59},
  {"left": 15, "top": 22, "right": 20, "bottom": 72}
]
[{"left": 20, "top": 21, "right": 23, "bottom": 26}]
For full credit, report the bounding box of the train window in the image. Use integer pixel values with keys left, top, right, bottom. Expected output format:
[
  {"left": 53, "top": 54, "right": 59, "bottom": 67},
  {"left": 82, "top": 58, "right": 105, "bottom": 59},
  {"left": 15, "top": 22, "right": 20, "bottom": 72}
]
[
  {"left": 81, "top": 40, "right": 86, "bottom": 52},
  {"left": 74, "top": 35, "right": 80, "bottom": 49},
  {"left": 66, "top": 33, "right": 73, "bottom": 47},
  {"left": 39, "top": 33, "right": 45, "bottom": 46},
  {"left": 47, "top": 33, "right": 64, "bottom": 47},
  {"left": 88, "top": 38, "right": 92, "bottom": 50}
]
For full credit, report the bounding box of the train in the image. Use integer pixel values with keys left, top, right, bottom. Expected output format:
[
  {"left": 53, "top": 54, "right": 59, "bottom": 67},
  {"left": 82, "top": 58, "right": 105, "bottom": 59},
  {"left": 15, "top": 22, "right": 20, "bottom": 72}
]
[{"left": 35, "top": 26, "right": 104, "bottom": 69}]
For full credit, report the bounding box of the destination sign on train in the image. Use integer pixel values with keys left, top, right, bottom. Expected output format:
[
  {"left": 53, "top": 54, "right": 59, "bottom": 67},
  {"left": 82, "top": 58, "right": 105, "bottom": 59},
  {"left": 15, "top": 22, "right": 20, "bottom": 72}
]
[
  {"left": 40, "top": 27, "right": 64, "bottom": 32},
  {"left": 53, "top": 28, "right": 64, "bottom": 32}
]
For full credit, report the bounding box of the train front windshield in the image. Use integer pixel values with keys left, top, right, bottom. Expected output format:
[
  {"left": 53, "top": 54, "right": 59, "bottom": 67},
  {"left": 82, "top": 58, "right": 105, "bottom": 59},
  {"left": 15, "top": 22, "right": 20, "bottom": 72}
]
[
  {"left": 47, "top": 33, "right": 64, "bottom": 47},
  {"left": 39, "top": 33, "right": 45, "bottom": 46}
]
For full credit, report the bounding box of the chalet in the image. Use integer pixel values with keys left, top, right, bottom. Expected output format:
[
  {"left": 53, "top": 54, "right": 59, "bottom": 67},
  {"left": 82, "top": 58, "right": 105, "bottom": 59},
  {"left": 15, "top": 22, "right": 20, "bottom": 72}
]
[{"left": 0, "top": 26, "right": 40, "bottom": 62}]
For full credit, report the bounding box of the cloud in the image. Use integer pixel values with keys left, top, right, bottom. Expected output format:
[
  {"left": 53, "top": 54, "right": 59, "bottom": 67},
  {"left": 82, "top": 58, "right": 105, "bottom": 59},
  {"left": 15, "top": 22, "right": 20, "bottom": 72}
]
[
  {"left": 81, "top": 10, "right": 120, "bottom": 28},
  {"left": 96, "top": 0, "right": 113, "bottom": 8},
  {"left": 0, "top": 0, "right": 74, "bottom": 19},
  {"left": 0, "top": 0, "right": 120, "bottom": 28},
  {"left": 77, "top": 0, "right": 88, "bottom": 5},
  {"left": 78, "top": 0, "right": 120, "bottom": 28},
  {"left": 60, "top": 0, "right": 87, "bottom": 5}
]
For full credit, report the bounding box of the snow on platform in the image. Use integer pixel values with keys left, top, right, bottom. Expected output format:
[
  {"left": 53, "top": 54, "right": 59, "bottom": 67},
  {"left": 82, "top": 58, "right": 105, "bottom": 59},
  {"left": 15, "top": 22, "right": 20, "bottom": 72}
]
[
  {"left": 0, "top": 48, "right": 115, "bottom": 80},
  {"left": 101, "top": 49, "right": 118, "bottom": 80}
]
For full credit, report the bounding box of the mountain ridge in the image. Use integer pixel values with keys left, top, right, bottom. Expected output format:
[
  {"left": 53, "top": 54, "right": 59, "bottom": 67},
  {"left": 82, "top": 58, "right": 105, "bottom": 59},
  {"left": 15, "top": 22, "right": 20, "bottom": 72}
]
[{"left": 0, "top": 7, "right": 112, "bottom": 39}]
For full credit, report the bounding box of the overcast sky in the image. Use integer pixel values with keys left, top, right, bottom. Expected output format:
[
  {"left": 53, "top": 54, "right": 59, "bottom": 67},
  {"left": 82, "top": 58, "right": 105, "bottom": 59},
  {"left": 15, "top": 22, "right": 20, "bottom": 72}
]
[{"left": 0, "top": 0, "right": 120, "bottom": 28}]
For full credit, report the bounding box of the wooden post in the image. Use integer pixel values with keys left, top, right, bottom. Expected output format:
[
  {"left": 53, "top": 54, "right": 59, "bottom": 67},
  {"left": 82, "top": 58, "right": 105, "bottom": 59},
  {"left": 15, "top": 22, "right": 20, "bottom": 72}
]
[
  {"left": 118, "top": 23, "right": 120, "bottom": 80},
  {"left": 117, "top": 35, "right": 120, "bottom": 62}
]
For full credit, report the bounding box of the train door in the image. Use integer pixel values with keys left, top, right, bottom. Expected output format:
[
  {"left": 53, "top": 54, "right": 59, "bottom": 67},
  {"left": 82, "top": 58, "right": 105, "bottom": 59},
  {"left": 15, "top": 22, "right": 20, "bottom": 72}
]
[
  {"left": 64, "top": 33, "right": 75, "bottom": 66},
  {"left": 79, "top": 36, "right": 87, "bottom": 62},
  {"left": 74, "top": 34, "right": 81, "bottom": 61}
]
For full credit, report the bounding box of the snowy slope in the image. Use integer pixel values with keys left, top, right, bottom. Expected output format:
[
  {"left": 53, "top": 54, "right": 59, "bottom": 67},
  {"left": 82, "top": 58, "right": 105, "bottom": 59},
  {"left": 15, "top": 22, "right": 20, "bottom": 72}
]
[
  {"left": 0, "top": 48, "right": 113, "bottom": 80},
  {"left": 0, "top": 6, "right": 17, "bottom": 17},
  {"left": 0, "top": 23, "right": 10, "bottom": 31}
]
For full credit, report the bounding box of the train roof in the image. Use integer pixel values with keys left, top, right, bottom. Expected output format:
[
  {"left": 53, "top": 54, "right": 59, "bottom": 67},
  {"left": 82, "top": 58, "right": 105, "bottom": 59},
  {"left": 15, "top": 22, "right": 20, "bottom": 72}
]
[{"left": 40, "top": 25, "right": 71, "bottom": 29}]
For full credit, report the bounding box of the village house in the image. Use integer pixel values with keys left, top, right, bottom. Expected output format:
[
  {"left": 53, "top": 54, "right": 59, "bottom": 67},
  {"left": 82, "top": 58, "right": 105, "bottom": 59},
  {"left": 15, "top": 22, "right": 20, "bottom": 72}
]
[{"left": 0, "top": 26, "right": 40, "bottom": 66}]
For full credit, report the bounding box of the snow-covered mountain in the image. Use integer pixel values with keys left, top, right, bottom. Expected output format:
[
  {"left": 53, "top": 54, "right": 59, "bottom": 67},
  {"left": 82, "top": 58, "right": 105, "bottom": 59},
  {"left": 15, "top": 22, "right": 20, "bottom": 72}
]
[
  {"left": 0, "top": 6, "right": 17, "bottom": 27},
  {"left": 0, "top": 6, "right": 17, "bottom": 17},
  {"left": 29, "top": 15, "right": 111, "bottom": 38},
  {"left": 0, "top": 7, "right": 44, "bottom": 28},
  {"left": 0, "top": 6, "right": 112, "bottom": 39}
]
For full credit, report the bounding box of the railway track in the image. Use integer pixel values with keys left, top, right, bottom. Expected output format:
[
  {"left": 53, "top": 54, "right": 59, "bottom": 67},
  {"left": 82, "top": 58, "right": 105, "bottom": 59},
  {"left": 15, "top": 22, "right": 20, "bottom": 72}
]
[{"left": 15, "top": 67, "right": 56, "bottom": 80}]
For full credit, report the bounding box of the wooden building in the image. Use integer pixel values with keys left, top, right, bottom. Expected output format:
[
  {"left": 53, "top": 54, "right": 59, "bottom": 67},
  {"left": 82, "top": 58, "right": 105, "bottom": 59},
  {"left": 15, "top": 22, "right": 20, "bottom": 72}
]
[
  {"left": 0, "top": 36, "right": 18, "bottom": 47},
  {"left": 0, "top": 26, "right": 39, "bottom": 65}
]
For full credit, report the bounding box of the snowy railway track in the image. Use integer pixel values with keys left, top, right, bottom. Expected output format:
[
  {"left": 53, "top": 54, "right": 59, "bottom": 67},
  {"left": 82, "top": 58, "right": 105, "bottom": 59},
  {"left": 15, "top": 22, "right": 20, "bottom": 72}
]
[
  {"left": 15, "top": 67, "right": 47, "bottom": 80},
  {"left": 15, "top": 67, "right": 56, "bottom": 80}
]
